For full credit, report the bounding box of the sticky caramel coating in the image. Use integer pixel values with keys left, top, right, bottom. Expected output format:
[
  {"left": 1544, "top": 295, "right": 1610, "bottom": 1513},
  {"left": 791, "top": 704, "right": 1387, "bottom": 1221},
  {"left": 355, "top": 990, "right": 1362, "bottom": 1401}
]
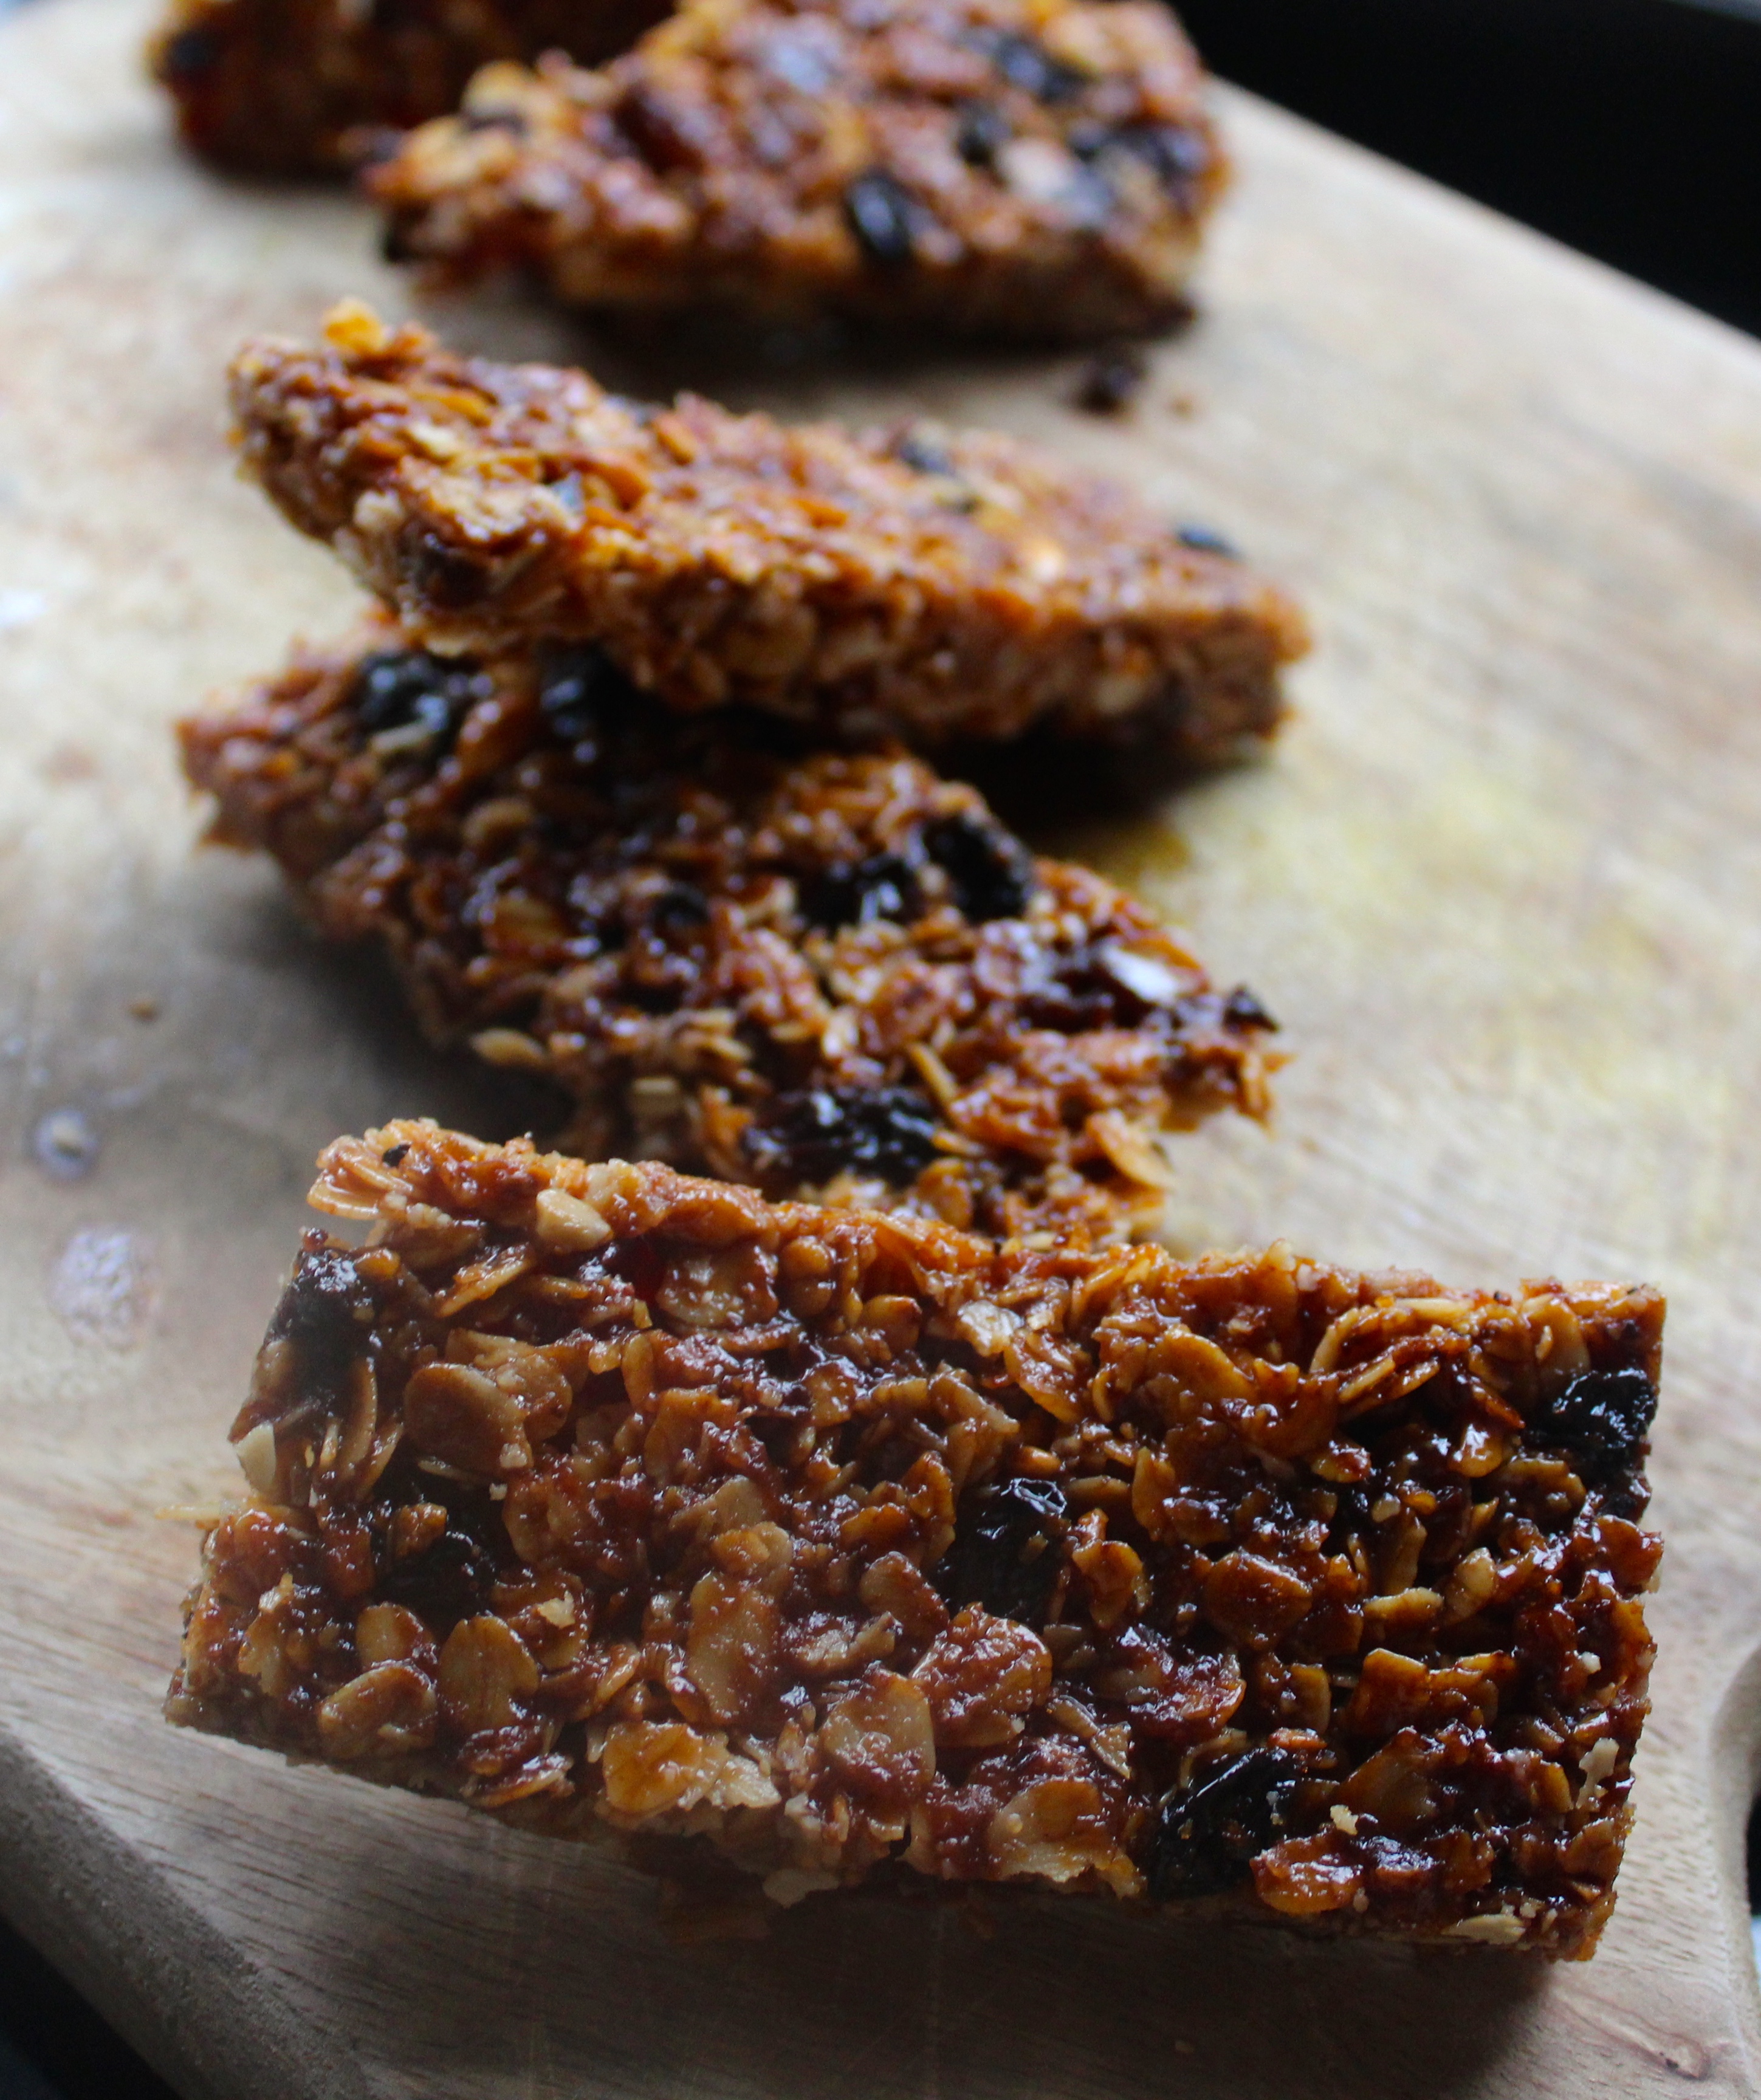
[
  {"left": 179, "top": 614, "right": 1274, "bottom": 1243},
  {"left": 150, "top": 0, "right": 666, "bottom": 176},
  {"left": 228, "top": 305, "right": 1308, "bottom": 750},
  {"left": 168, "top": 1124, "right": 1663, "bottom": 1955},
  {"left": 368, "top": 0, "right": 1225, "bottom": 343}
]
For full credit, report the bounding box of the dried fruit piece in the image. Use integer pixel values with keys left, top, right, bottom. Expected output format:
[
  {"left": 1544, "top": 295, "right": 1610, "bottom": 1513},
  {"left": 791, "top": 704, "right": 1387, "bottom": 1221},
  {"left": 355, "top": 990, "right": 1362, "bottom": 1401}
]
[
  {"left": 1146, "top": 1747, "right": 1301, "bottom": 1899},
  {"left": 166, "top": 1125, "right": 1665, "bottom": 1957}
]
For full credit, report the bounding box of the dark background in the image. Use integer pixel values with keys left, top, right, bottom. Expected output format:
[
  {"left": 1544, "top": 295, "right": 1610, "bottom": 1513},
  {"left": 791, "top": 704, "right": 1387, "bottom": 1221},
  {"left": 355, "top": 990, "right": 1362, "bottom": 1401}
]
[
  {"left": 1178, "top": 0, "right": 1761, "bottom": 336},
  {"left": 2, "top": 0, "right": 1759, "bottom": 2092}
]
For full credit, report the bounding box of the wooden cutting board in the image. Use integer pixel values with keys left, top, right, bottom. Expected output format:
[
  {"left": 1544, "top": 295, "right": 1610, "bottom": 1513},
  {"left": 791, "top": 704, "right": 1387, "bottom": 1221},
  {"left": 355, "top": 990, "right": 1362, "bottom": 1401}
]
[{"left": 4, "top": 0, "right": 1761, "bottom": 2091}]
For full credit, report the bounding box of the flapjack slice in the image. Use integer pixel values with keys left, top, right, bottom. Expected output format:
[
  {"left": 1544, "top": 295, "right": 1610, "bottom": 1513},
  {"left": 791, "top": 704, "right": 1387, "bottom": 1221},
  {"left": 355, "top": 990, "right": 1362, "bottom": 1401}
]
[
  {"left": 230, "top": 304, "right": 1308, "bottom": 754},
  {"left": 369, "top": 0, "right": 1226, "bottom": 343},
  {"left": 168, "top": 1121, "right": 1664, "bottom": 1957},
  {"left": 180, "top": 614, "right": 1275, "bottom": 1243}
]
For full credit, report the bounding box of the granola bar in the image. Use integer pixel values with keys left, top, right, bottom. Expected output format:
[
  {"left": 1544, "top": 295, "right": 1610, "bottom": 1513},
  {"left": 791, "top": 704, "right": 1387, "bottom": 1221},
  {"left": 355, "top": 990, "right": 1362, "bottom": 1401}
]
[
  {"left": 179, "top": 614, "right": 1274, "bottom": 1242},
  {"left": 167, "top": 1122, "right": 1663, "bottom": 1957},
  {"left": 366, "top": 0, "right": 1226, "bottom": 343},
  {"left": 150, "top": 0, "right": 667, "bottom": 176},
  {"left": 231, "top": 306, "right": 1308, "bottom": 750}
]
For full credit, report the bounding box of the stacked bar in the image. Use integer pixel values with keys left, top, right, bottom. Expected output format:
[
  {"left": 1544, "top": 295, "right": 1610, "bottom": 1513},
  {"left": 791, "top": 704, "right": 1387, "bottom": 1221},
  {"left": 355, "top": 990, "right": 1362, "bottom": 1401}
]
[{"left": 168, "top": 1122, "right": 1662, "bottom": 1956}]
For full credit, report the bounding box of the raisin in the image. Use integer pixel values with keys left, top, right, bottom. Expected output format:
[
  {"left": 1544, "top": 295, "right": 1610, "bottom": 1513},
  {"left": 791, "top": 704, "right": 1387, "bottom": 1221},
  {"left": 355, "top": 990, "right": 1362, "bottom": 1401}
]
[
  {"left": 894, "top": 430, "right": 955, "bottom": 476},
  {"left": 381, "top": 1526, "right": 496, "bottom": 1631},
  {"left": 955, "top": 100, "right": 1010, "bottom": 166},
  {"left": 922, "top": 812, "right": 1035, "bottom": 922},
  {"left": 410, "top": 532, "right": 492, "bottom": 611},
  {"left": 1017, "top": 942, "right": 1134, "bottom": 1031},
  {"left": 538, "top": 642, "right": 634, "bottom": 744},
  {"left": 1175, "top": 522, "right": 1239, "bottom": 558},
  {"left": 979, "top": 30, "right": 1083, "bottom": 102},
  {"left": 1073, "top": 348, "right": 1146, "bottom": 417},
  {"left": 161, "top": 24, "right": 220, "bottom": 77},
  {"left": 379, "top": 219, "right": 419, "bottom": 266},
  {"left": 744, "top": 1086, "right": 943, "bottom": 1188},
  {"left": 1537, "top": 1365, "right": 1658, "bottom": 1481},
  {"left": 650, "top": 882, "right": 710, "bottom": 935},
  {"left": 616, "top": 82, "right": 703, "bottom": 172},
  {"left": 1223, "top": 985, "right": 1277, "bottom": 1031},
  {"left": 808, "top": 853, "right": 922, "bottom": 930},
  {"left": 845, "top": 172, "right": 919, "bottom": 266},
  {"left": 1111, "top": 122, "right": 1212, "bottom": 197},
  {"left": 605, "top": 1234, "right": 665, "bottom": 1304},
  {"left": 937, "top": 1478, "right": 1067, "bottom": 1625},
  {"left": 349, "top": 650, "right": 477, "bottom": 748},
  {"left": 1145, "top": 1747, "right": 1302, "bottom": 1899},
  {"left": 269, "top": 1240, "right": 373, "bottom": 1396}
]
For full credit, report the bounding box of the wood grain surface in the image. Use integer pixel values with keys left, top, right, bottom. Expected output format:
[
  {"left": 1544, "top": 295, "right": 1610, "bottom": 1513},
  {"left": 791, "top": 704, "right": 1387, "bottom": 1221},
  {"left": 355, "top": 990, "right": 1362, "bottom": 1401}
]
[{"left": 4, "top": 0, "right": 1761, "bottom": 2092}]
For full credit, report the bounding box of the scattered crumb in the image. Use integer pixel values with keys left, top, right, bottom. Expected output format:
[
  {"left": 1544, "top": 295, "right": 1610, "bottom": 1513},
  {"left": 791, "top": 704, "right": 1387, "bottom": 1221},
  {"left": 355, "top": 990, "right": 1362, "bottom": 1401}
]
[
  {"left": 128, "top": 996, "right": 160, "bottom": 1022},
  {"left": 1073, "top": 346, "right": 1147, "bottom": 416}
]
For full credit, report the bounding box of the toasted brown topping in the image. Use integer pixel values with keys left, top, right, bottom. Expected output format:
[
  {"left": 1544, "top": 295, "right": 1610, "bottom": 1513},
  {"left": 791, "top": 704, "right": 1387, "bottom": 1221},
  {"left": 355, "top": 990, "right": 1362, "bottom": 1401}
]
[
  {"left": 168, "top": 1124, "right": 1664, "bottom": 1956},
  {"left": 228, "top": 306, "right": 1308, "bottom": 752}
]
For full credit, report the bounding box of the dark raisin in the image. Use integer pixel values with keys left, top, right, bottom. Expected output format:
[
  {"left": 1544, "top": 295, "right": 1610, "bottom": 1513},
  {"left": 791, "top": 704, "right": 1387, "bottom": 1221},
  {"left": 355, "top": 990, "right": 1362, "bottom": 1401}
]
[
  {"left": 537, "top": 641, "right": 633, "bottom": 743},
  {"left": 381, "top": 1142, "right": 411, "bottom": 1167},
  {"left": 616, "top": 83, "right": 702, "bottom": 171},
  {"left": 1536, "top": 1365, "right": 1658, "bottom": 1481},
  {"left": 349, "top": 649, "right": 476, "bottom": 749},
  {"left": 269, "top": 1240, "right": 373, "bottom": 1396},
  {"left": 605, "top": 1234, "right": 665, "bottom": 1303},
  {"left": 845, "top": 171, "right": 919, "bottom": 266},
  {"left": 1328, "top": 1483, "right": 1376, "bottom": 1546},
  {"left": 651, "top": 882, "right": 710, "bottom": 935},
  {"left": 894, "top": 429, "right": 955, "bottom": 477},
  {"left": 922, "top": 812, "right": 1035, "bottom": 922},
  {"left": 955, "top": 99, "right": 1010, "bottom": 166},
  {"left": 381, "top": 1526, "right": 496, "bottom": 1631},
  {"left": 937, "top": 1478, "right": 1068, "bottom": 1625},
  {"left": 1145, "top": 1748, "right": 1302, "bottom": 1899},
  {"left": 1175, "top": 522, "right": 1239, "bottom": 558},
  {"left": 1222, "top": 985, "right": 1276, "bottom": 1031},
  {"left": 380, "top": 219, "right": 422, "bottom": 265},
  {"left": 410, "top": 532, "right": 492, "bottom": 611},
  {"left": 808, "top": 853, "right": 922, "bottom": 930},
  {"left": 1111, "top": 122, "right": 1212, "bottom": 197},
  {"left": 744, "top": 1086, "right": 943, "bottom": 1188},
  {"left": 980, "top": 30, "right": 1083, "bottom": 101},
  {"left": 161, "top": 24, "right": 221, "bottom": 77},
  {"left": 1074, "top": 348, "right": 1146, "bottom": 416}
]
